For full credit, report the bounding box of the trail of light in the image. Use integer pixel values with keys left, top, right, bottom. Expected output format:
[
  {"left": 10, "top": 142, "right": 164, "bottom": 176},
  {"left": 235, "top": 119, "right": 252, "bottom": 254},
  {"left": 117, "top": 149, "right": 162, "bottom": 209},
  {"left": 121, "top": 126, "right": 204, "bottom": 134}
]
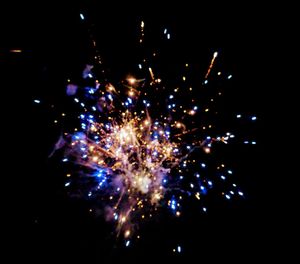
[{"left": 205, "top": 51, "right": 218, "bottom": 79}]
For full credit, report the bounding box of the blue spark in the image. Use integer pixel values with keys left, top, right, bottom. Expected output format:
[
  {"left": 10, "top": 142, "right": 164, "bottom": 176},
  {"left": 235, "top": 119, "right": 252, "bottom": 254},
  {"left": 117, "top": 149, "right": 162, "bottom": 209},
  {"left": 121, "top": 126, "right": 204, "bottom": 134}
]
[
  {"left": 170, "top": 197, "right": 177, "bottom": 211},
  {"left": 80, "top": 13, "right": 85, "bottom": 20},
  {"left": 97, "top": 171, "right": 104, "bottom": 177},
  {"left": 34, "top": 99, "right": 40, "bottom": 104},
  {"left": 200, "top": 186, "right": 207, "bottom": 194}
]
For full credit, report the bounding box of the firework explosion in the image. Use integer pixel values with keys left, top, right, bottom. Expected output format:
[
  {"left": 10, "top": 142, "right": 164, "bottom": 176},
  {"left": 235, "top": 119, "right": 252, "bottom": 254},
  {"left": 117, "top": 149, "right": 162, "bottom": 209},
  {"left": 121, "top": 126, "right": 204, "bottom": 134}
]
[{"left": 35, "top": 13, "right": 257, "bottom": 249}]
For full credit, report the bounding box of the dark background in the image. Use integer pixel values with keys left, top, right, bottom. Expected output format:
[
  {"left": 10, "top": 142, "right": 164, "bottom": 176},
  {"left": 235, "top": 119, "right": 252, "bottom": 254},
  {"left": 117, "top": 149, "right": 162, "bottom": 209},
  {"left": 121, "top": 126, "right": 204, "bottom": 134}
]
[{"left": 2, "top": 1, "right": 269, "bottom": 262}]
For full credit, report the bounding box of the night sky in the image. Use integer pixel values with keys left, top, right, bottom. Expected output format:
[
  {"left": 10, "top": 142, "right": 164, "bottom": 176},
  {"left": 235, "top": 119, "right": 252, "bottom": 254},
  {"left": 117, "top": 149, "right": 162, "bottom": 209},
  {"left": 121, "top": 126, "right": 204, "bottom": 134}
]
[{"left": 2, "top": 2, "right": 269, "bottom": 262}]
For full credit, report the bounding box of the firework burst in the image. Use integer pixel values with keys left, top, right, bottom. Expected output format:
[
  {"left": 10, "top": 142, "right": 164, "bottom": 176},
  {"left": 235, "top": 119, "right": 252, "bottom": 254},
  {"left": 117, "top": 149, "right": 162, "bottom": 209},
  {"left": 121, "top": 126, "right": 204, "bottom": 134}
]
[{"left": 40, "top": 14, "right": 257, "bottom": 248}]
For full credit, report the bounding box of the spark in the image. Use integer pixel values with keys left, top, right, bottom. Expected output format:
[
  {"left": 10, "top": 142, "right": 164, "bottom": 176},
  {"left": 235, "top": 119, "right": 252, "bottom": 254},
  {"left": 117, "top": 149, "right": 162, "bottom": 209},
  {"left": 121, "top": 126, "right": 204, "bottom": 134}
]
[
  {"left": 10, "top": 49, "right": 22, "bottom": 53},
  {"left": 205, "top": 51, "right": 218, "bottom": 79},
  {"left": 204, "top": 147, "right": 211, "bottom": 154},
  {"left": 128, "top": 77, "right": 136, "bottom": 85},
  {"left": 149, "top": 67, "right": 154, "bottom": 80},
  {"left": 177, "top": 246, "right": 182, "bottom": 253}
]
